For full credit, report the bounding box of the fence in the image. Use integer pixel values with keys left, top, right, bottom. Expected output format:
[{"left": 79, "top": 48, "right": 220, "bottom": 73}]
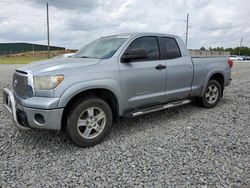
[{"left": 189, "top": 50, "right": 230, "bottom": 57}]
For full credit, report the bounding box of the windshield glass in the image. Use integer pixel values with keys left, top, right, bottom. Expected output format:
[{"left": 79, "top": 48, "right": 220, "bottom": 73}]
[{"left": 73, "top": 37, "right": 127, "bottom": 59}]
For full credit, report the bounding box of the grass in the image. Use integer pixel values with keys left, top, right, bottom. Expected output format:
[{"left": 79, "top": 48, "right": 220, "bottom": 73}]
[{"left": 0, "top": 56, "right": 47, "bottom": 64}]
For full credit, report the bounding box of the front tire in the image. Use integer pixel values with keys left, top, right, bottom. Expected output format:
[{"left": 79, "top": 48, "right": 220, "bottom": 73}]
[
  {"left": 67, "top": 97, "right": 113, "bottom": 147},
  {"left": 198, "top": 79, "right": 222, "bottom": 108}
]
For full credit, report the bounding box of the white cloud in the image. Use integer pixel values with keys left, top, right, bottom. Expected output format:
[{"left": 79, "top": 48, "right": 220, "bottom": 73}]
[{"left": 0, "top": 0, "right": 249, "bottom": 49}]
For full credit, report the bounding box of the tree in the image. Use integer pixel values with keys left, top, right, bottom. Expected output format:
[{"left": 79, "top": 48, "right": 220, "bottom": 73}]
[{"left": 198, "top": 46, "right": 250, "bottom": 55}]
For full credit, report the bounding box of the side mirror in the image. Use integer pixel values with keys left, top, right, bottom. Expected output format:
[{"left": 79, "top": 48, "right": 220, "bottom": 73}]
[{"left": 121, "top": 48, "right": 148, "bottom": 63}]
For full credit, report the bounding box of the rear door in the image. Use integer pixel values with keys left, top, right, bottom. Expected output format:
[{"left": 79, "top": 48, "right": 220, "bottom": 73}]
[
  {"left": 118, "top": 36, "right": 167, "bottom": 110},
  {"left": 161, "top": 37, "right": 193, "bottom": 102}
]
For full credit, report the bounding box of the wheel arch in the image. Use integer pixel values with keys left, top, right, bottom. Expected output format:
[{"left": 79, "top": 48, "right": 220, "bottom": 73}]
[
  {"left": 58, "top": 80, "right": 122, "bottom": 130},
  {"left": 210, "top": 73, "right": 225, "bottom": 90},
  {"left": 201, "top": 71, "right": 225, "bottom": 96},
  {"left": 61, "top": 88, "right": 120, "bottom": 130}
]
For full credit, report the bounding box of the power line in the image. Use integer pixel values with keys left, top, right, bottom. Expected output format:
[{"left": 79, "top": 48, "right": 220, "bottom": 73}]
[
  {"left": 0, "top": 16, "right": 46, "bottom": 24},
  {"left": 0, "top": 0, "right": 194, "bottom": 48},
  {"left": 0, "top": 14, "right": 186, "bottom": 28},
  {"left": 0, "top": 0, "right": 82, "bottom": 7},
  {"left": 0, "top": 0, "right": 42, "bottom": 8},
  {"left": 0, "top": 0, "right": 186, "bottom": 23}
]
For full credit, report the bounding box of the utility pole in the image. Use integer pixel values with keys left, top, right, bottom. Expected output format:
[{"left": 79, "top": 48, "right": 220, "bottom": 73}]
[
  {"left": 46, "top": 3, "right": 50, "bottom": 58},
  {"left": 239, "top": 38, "right": 243, "bottom": 56},
  {"left": 185, "top": 13, "right": 189, "bottom": 47},
  {"left": 32, "top": 44, "right": 34, "bottom": 57}
]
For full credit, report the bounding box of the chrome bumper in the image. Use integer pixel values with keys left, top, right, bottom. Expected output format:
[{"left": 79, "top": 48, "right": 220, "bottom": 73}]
[
  {"left": 3, "top": 88, "right": 64, "bottom": 130},
  {"left": 3, "top": 88, "right": 30, "bottom": 130}
]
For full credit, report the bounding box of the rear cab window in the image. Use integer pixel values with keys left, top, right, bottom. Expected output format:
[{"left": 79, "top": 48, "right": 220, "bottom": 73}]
[{"left": 162, "top": 37, "right": 182, "bottom": 59}]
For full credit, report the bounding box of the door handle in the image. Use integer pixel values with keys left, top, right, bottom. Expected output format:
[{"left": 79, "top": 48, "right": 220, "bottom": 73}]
[{"left": 155, "top": 64, "right": 166, "bottom": 70}]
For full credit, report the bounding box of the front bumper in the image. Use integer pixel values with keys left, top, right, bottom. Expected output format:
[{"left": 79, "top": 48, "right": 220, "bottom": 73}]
[{"left": 3, "top": 88, "right": 64, "bottom": 130}]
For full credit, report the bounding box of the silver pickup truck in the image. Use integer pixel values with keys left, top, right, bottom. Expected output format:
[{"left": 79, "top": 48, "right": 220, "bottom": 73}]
[{"left": 3, "top": 33, "right": 233, "bottom": 147}]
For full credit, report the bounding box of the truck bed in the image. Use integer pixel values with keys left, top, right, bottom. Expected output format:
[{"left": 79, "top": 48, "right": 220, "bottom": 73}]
[{"left": 191, "top": 57, "right": 231, "bottom": 96}]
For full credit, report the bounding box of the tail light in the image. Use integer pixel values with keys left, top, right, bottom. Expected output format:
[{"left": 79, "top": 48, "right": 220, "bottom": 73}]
[{"left": 228, "top": 59, "right": 233, "bottom": 68}]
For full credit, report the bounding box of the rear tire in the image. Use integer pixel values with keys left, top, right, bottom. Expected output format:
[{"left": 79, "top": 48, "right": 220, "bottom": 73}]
[
  {"left": 66, "top": 97, "right": 113, "bottom": 147},
  {"left": 197, "top": 79, "right": 222, "bottom": 108}
]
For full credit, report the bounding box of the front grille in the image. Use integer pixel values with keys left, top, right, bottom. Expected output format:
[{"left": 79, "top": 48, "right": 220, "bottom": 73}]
[{"left": 12, "top": 71, "right": 33, "bottom": 99}]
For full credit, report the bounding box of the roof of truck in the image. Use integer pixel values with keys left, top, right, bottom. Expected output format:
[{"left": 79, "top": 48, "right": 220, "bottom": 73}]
[{"left": 103, "top": 32, "right": 179, "bottom": 39}]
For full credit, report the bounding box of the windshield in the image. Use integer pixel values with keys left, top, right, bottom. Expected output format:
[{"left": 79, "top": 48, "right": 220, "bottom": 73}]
[{"left": 73, "top": 37, "right": 127, "bottom": 59}]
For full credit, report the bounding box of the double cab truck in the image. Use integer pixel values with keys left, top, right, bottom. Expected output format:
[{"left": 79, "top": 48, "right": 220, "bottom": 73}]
[{"left": 3, "top": 33, "right": 233, "bottom": 147}]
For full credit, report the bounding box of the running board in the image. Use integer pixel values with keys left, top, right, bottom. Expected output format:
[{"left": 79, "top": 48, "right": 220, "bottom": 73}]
[{"left": 131, "top": 99, "right": 190, "bottom": 117}]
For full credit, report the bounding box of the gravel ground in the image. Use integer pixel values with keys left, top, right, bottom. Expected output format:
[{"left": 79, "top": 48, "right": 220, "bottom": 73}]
[{"left": 0, "top": 62, "right": 249, "bottom": 187}]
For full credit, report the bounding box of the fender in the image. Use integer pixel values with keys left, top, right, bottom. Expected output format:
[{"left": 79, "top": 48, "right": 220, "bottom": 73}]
[
  {"left": 201, "top": 69, "right": 226, "bottom": 96},
  {"left": 57, "top": 79, "right": 123, "bottom": 115}
]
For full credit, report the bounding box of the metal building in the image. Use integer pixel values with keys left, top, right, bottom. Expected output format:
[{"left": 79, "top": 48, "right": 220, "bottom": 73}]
[{"left": 0, "top": 43, "right": 65, "bottom": 55}]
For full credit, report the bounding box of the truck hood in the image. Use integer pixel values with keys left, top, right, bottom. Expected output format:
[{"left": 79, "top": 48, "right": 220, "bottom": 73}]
[{"left": 18, "top": 58, "right": 102, "bottom": 75}]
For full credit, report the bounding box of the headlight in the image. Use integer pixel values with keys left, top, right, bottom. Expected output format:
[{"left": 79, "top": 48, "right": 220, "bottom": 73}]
[{"left": 34, "top": 75, "right": 64, "bottom": 90}]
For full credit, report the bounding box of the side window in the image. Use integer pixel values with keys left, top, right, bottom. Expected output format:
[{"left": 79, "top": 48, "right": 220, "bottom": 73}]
[
  {"left": 125, "top": 37, "right": 159, "bottom": 61},
  {"left": 163, "top": 37, "right": 181, "bottom": 59}
]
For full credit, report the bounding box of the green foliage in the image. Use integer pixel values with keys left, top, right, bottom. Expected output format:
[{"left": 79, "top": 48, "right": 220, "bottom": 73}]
[
  {"left": 200, "top": 47, "right": 206, "bottom": 51},
  {"left": 208, "top": 46, "right": 250, "bottom": 56}
]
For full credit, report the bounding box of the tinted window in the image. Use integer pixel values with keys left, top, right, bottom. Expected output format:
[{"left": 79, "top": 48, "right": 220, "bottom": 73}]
[
  {"left": 163, "top": 37, "right": 181, "bottom": 59},
  {"left": 125, "top": 37, "right": 159, "bottom": 61}
]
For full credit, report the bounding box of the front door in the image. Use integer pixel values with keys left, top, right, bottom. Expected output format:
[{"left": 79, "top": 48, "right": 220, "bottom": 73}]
[{"left": 118, "top": 36, "right": 167, "bottom": 111}]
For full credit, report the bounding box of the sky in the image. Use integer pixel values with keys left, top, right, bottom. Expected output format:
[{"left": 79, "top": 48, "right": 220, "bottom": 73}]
[{"left": 0, "top": 0, "right": 249, "bottom": 49}]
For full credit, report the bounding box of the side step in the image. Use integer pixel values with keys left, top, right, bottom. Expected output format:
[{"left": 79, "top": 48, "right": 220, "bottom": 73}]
[{"left": 131, "top": 99, "right": 190, "bottom": 117}]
